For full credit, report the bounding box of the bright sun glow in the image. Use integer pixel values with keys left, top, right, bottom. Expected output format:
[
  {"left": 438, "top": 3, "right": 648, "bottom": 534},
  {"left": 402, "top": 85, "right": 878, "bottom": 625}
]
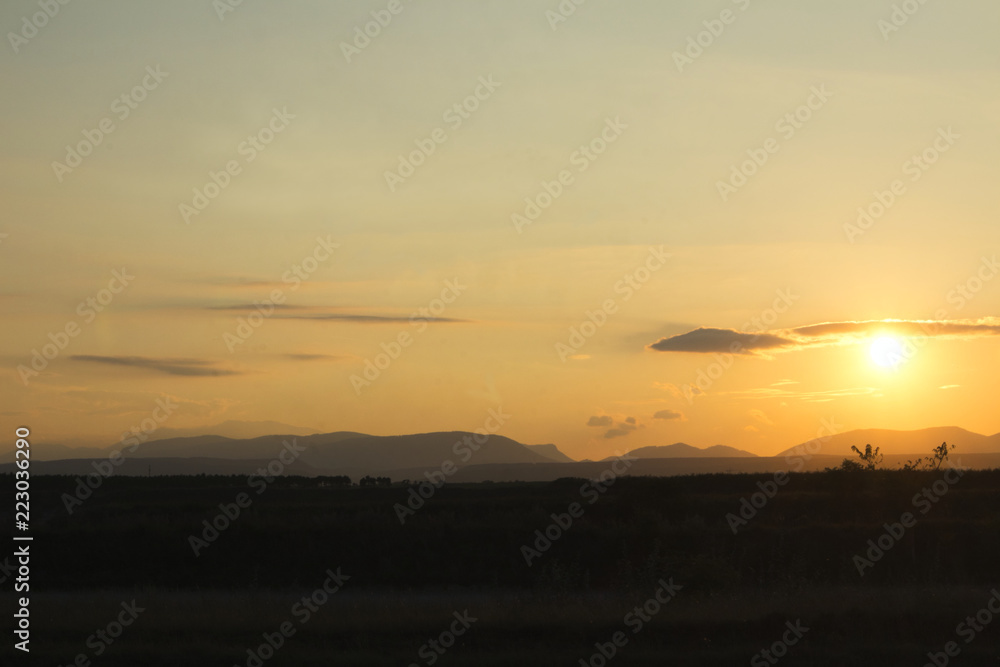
[{"left": 870, "top": 336, "right": 906, "bottom": 368}]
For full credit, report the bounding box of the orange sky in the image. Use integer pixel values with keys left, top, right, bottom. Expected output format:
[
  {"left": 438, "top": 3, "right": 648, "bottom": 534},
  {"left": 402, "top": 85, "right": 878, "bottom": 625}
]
[{"left": 2, "top": 1, "right": 998, "bottom": 459}]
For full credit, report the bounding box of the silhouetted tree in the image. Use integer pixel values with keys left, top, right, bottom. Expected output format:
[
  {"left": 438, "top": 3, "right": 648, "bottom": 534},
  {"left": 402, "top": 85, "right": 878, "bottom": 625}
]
[
  {"left": 901, "top": 441, "right": 955, "bottom": 471},
  {"left": 844, "top": 443, "right": 883, "bottom": 471}
]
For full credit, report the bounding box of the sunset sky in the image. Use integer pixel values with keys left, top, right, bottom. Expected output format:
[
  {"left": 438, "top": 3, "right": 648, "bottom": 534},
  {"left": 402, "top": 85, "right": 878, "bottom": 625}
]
[{"left": 2, "top": 0, "right": 998, "bottom": 459}]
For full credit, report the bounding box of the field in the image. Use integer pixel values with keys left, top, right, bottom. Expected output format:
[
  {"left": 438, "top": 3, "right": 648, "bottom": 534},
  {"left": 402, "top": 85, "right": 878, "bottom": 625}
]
[{"left": 4, "top": 469, "right": 1000, "bottom": 665}]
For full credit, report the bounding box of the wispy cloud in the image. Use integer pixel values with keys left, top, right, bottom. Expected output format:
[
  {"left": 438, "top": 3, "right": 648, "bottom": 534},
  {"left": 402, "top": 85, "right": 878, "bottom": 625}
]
[
  {"left": 70, "top": 356, "right": 242, "bottom": 377},
  {"left": 723, "top": 386, "right": 881, "bottom": 403},
  {"left": 206, "top": 303, "right": 305, "bottom": 311},
  {"left": 282, "top": 353, "right": 345, "bottom": 362},
  {"left": 273, "top": 314, "right": 469, "bottom": 324}
]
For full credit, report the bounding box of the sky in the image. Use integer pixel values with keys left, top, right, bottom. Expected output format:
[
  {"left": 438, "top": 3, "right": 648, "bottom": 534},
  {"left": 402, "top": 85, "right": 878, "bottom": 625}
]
[{"left": 2, "top": 0, "right": 998, "bottom": 459}]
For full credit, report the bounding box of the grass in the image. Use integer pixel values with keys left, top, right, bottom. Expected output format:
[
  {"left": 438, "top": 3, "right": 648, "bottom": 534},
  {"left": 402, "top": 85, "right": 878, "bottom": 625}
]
[{"left": 8, "top": 585, "right": 1000, "bottom": 665}]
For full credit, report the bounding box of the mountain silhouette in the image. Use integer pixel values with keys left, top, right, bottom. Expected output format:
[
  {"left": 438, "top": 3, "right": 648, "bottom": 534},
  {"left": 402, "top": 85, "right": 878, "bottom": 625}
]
[
  {"left": 611, "top": 443, "right": 758, "bottom": 460},
  {"left": 777, "top": 426, "right": 1000, "bottom": 458},
  {"left": 7, "top": 426, "right": 1000, "bottom": 479},
  {"left": 526, "top": 443, "right": 576, "bottom": 462}
]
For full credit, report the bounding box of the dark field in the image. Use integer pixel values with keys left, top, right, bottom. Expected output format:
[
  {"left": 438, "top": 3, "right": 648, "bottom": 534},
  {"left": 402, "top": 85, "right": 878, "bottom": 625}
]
[{"left": 4, "top": 469, "right": 1000, "bottom": 665}]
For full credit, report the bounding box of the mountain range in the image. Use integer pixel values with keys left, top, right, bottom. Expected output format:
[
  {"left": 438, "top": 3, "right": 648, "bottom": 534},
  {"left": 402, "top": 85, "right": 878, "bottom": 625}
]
[{"left": 3, "top": 424, "right": 999, "bottom": 481}]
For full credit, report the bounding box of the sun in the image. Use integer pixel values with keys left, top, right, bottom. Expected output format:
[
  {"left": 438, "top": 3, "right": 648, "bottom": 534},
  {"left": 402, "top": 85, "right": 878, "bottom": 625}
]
[{"left": 869, "top": 336, "right": 906, "bottom": 369}]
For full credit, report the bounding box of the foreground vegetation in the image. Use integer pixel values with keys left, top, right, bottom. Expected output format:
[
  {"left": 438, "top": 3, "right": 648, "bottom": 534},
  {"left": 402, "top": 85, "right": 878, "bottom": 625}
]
[{"left": 3, "top": 467, "right": 999, "bottom": 664}]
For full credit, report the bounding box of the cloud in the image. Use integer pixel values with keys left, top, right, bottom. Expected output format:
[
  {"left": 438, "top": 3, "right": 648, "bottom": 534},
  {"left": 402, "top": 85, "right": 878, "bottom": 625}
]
[
  {"left": 648, "top": 327, "right": 793, "bottom": 354},
  {"left": 283, "top": 354, "right": 344, "bottom": 362},
  {"left": 648, "top": 318, "right": 1000, "bottom": 356},
  {"left": 605, "top": 417, "right": 640, "bottom": 438},
  {"left": 273, "top": 314, "right": 468, "bottom": 324},
  {"left": 653, "top": 409, "right": 684, "bottom": 420},
  {"left": 653, "top": 382, "right": 684, "bottom": 397},
  {"left": 747, "top": 409, "right": 774, "bottom": 425},
  {"left": 723, "top": 386, "right": 880, "bottom": 403},
  {"left": 207, "top": 304, "right": 304, "bottom": 311},
  {"left": 70, "top": 356, "right": 241, "bottom": 377},
  {"left": 587, "top": 415, "right": 614, "bottom": 427},
  {"left": 201, "top": 303, "right": 469, "bottom": 324}
]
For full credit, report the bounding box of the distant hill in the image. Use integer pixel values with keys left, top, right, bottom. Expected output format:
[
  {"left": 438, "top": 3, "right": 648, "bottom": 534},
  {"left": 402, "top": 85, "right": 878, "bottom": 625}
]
[
  {"left": 0, "top": 443, "right": 109, "bottom": 463},
  {"left": 2, "top": 431, "right": 555, "bottom": 478},
  {"left": 294, "top": 432, "right": 554, "bottom": 473},
  {"left": 777, "top": 427, "right": 1000, "bottom": 458},
  {"left": 0, "top": 420, "right": 327, "bottom": 462},
  {"left": 607, "top": 443, "right": 757, "bottom": 460},
  {"left": 129, "top": 431, "right": 367, "bottom": 461},
  {"left": 3, "top": 456, "right": 318, "bottom": 477},
  {"left": 526, "top": 444, "right": 575, "bottom": 463},
  {"left": 143, "top": 420, "right": 324, "bottom": 442}
]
